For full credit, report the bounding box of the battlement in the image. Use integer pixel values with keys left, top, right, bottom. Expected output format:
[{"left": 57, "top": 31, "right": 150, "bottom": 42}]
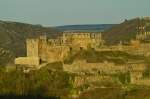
[
  {"left": 62, "top": 32, "right": 102, "bottom": 40},
  {"left": 62, "top": 32, "right": 103, "bottom": 48}
]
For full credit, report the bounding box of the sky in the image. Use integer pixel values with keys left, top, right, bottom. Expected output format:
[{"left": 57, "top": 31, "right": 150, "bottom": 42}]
[{"left": 0, "top": 0, "right": 150, "bottom": 26}]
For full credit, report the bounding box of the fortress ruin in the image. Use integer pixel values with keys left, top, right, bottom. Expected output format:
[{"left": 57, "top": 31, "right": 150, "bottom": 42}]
[
  {"left": 15, "top": 32, "right": 104, "bottom": 66},
  {"left": 15, "top": 31, "right": 150, "bottom": 86}
]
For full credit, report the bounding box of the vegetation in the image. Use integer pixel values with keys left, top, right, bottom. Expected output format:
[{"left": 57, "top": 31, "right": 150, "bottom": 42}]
[
  {"left": 111, "top": 72, "right": 131, "bottom": 84},
  {"left": 0, "top": 63, "right": 75, "bottom": 99},
  {"left": 77, "top": 87, "right": 150, "bottom": 99},
  {"left": 143, "top": 64, "right": 150, "bottom": 78},
  {"left": 64, "top": 48, "right": 147, "bottom": 65}
]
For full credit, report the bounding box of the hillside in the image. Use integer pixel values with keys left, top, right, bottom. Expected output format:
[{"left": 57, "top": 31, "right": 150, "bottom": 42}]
[
  {"left": 56, "top": 24, "right": 115, "bottom": 32},
  {"left": 0, "top": 20, "right": 59, "bottom": 66},
  {"left": 1, "top": 17, "right": 150, "bottom": 65},
  {"left": 103, "top": 17, "right": 150, "bottom": 44}
]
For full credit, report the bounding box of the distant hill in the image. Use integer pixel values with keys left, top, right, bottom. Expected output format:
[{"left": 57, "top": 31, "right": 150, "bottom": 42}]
[
  {"left": 56, "top": 24, "right": 115, "bottom": 32},
  {"left": 0, "top": 20, "right": 58, "bottom": 66},
  {"left": 103, "top": 17, "right": 150, "bottom": 44}
]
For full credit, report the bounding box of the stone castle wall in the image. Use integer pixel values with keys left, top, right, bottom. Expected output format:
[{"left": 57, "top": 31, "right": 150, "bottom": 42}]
[
  {"left": 46, "top": 46, "right": 69, "bottom": 63},
  {"left": 64, "top": 60, "right": 148, "bottom": 86},
  {"left": 63, "top": 60, "right": 147, "bottom": 74},
  {"left": 15, "top": 57, "right": 40, "bottom": 66},
  {"left": 73, "top": 75, "right": 112, "bottom": 87},
  {"left": 23, "top": 32, "right": 103, "bottom": 64},
  {"left": 15, "top": 39, "right": 40, "bottom": 66},
  {"left": 25, "top": 37, "right": 70, "bottom": 63},
  {"left": 63, "top": 60, "right": 124, "bottom": 74}
]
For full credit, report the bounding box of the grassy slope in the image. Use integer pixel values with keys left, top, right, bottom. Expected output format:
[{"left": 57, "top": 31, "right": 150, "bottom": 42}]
[{"left": 0, "top": 63, "right": 72, "bottom": 98}]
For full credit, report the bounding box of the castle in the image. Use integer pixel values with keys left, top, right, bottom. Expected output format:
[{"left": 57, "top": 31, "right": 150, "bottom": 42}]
[
  {"left": 13, "top": 18, "right": 150, "bottom": 96},
  {"left": 15, "top": 32, "right": 104, "bottom": 66},
  {"left": 13, "top": 30, "right": 150, "bottom": 93}
]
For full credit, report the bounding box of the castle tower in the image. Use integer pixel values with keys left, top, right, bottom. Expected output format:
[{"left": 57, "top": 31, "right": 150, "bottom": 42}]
[
  {"left": 38, "top": 35, "right": 48, "bottom": 62},
  {"left": 26, "top": 39, "right": 39, "bottom": 57}
]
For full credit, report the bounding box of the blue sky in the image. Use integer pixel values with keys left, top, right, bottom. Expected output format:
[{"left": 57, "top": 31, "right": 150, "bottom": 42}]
[{"left": 0, "top": 0, "right": 150, "bottom": 26}]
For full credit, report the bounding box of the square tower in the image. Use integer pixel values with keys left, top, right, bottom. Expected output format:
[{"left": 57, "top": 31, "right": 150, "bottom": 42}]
[{"left": 26, "top": 39, "right": 39, "bottom": 57}]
